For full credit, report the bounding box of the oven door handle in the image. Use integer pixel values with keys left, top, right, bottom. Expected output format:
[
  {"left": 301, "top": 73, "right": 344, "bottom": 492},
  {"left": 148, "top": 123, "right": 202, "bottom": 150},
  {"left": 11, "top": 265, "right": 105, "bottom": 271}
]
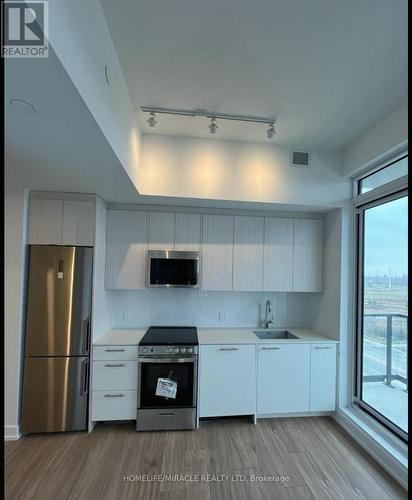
[{"left": 138, "top": 356, "right": 197, "bottom": 363}]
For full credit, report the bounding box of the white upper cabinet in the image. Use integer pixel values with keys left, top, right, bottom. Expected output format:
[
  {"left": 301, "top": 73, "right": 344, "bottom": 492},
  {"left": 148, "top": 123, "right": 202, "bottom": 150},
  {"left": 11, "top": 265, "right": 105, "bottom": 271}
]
[
  {"left": 105, "top": 210, "right": 147, "bottom": 289},
  {"left": 201, "top": 214, "right": 234, "bottom": 290},
  {"left": 148, "top": 212, "right": 175, "bottom": 250},
  {"left": 28, "top": 197, "right": 95, "bottom": 246},
  {"left": 233, "top": 216, "right": 264, "bottom": 291},
  {"left": 293, "top": 219, "right": 323, "bottom": 292},
  {"left": 100, "top": 209, "right": 323, "bottom": 292},
  {"left": 62, "top": 200, "right": 95, "bottom": 246},
  {"left": 174, "top": 213, "right": 201, "bottom": 251},
  {"left": 263, "top": 218, "right": 294, "bottom": 291},
  {"left": 28, "top": 198, "right": 64, "bottom": 245}
]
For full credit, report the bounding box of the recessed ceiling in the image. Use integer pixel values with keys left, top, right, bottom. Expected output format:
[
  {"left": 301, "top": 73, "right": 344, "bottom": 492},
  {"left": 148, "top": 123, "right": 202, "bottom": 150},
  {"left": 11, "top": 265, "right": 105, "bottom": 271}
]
[
  {"left": 101, "top": 0, "right": 407, "bottom": 148},
  {"left": 4, "top": 46, "right": 329, "bottom": 212}
]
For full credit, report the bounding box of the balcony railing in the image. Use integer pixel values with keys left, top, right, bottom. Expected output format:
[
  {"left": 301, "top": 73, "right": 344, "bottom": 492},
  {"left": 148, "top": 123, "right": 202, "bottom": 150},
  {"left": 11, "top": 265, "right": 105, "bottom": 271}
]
[{"left": 363, "top": 313, "right": 408, "bottom": 391}]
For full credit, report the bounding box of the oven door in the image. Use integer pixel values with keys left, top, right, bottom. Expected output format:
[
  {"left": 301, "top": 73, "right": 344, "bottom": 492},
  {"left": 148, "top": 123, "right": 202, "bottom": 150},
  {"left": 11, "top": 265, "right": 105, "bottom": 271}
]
[{"left": 138, "top": 357, "right": 197, "bottom": 409}]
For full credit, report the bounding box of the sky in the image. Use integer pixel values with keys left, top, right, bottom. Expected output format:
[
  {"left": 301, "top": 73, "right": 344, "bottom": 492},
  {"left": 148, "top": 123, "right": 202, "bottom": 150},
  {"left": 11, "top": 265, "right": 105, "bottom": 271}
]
[{"left": 364, "top": 195, "right": 408, "bottom": 276}]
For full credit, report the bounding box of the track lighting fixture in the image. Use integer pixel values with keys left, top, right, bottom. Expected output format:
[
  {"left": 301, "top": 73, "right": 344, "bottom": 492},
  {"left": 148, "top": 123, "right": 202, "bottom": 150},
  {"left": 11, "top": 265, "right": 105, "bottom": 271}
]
[
  {"left": 147, "top": 111, "right": 157, "bottom": 128},
  {"left": 209, "top": 117, "right": 218, "bottom": 134},
  {"left": 141, "top": 106, "right": 276, "bottom": 139},
  {"left": 267, "top": 122, "right": 275, "bottom": 139}
]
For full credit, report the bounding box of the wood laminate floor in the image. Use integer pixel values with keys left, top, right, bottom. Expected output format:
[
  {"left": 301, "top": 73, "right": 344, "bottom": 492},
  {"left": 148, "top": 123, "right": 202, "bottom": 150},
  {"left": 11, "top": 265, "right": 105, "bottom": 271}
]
[{"left": 5, "top": 417, "right": 407, "bottom": 500}]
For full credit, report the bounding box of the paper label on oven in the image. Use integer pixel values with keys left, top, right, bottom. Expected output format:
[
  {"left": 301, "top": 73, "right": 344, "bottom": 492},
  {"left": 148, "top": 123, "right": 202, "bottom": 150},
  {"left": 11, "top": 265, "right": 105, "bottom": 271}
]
[{"left": 156, "top": 378, "right": 177, "bottom": 399}]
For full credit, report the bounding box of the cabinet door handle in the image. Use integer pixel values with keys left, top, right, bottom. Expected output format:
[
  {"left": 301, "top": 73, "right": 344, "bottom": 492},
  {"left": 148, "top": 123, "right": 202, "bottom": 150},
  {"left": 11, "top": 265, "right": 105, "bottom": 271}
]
[
  {"left": 104, "top": 363, "right": 126, "bottom": 367},
  {"left": 104, "top": 394, "right": 125, "bottom": 398},
  {"left": 314, "top": 346, "right": 333, "bottom": 349},
  {"left": 104, "top": 348, "right": 125, "bottom": 352},
  {"left": 261, "top": 347, "right": 280, "bottom": 350},
  {"left": 219, "top": 347, "right": 238, "bottom": 351}
]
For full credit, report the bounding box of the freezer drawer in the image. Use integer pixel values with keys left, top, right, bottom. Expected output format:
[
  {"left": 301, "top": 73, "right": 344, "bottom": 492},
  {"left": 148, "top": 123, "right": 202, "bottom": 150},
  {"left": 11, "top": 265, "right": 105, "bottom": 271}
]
[
  {"left": 21, "top": 356, "right": 89, "bottom": 433},
  {"left": 91, "top": 390, "right": 137, "bottom": 421}
]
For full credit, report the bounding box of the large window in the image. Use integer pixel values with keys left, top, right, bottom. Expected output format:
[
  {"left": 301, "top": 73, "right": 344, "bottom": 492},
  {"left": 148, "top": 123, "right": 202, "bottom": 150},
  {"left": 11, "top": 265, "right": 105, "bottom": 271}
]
[{"left": 354, "top": 159, "right": 408, "bottom": 442}]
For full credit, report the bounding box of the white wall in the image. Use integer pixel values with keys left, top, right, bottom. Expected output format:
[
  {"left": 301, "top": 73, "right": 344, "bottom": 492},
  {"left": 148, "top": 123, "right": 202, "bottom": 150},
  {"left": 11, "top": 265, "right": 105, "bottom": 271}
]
[
  {"left": 50, "top": 0, "right": 142, "bottom": 190},
  {"left": 138, "top": 134, "right": 351, "bottom": 207},
  {"left": 4, "top": 164, "right": 29, "bottom": 440},
  {"left": 337, "top": 203, "right": 352, "bottom": 408},
  {"left": 91, "top": 198, "right": 114, "bottom": 341},
  {"left": 314, "top": 209, "right": 342, "bottom": 339},
  {"left": 343, "top": 100, "right": 408, "bottom": 177},
  {"left": 112, "top": 289, "right": 321, "bottom": 329}
]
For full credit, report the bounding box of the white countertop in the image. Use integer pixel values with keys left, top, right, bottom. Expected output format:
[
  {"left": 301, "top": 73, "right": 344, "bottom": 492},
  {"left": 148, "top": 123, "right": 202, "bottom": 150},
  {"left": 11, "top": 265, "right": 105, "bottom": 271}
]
[
  {"left": 198, "top": 327, "right": 338, "bottom": 344},
  {"left": 94, "top": 327, "right": 338, "bottom": 346},
  {"left": 93, "top": 329, "right": 147, "bottom": 345}
]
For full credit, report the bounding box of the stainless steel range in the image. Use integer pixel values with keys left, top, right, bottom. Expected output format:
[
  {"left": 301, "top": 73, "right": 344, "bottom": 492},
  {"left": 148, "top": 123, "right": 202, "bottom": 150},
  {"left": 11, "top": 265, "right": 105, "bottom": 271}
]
[{"left": 136, "top": 326, "right": 198, "bottom": 431}]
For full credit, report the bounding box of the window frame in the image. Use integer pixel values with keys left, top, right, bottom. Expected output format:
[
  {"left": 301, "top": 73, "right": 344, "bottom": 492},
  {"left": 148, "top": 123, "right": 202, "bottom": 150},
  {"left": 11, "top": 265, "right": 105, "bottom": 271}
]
[
  {"left": 352, "top": 183, "right": 408, "bottom": 444},
  {"left": 353, "top": 150, "right": 408, "bottom": 196}
]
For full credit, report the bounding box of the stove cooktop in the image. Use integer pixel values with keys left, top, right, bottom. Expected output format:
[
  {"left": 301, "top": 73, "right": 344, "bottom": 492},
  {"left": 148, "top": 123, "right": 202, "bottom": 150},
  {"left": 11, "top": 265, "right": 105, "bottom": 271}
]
[{"left": 140, "top": 326, "right": 198, "bottom": 346}]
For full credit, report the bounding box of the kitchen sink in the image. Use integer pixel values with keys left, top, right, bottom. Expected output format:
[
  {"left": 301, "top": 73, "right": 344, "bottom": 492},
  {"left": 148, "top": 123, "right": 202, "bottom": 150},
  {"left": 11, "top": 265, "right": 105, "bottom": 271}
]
[{"left": 253, "top": 330, "right": 300, "bottom": 340}]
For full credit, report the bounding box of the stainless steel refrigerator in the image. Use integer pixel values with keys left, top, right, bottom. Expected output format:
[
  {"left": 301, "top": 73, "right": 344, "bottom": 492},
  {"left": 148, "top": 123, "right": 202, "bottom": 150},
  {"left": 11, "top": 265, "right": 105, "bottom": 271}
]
[{"left": 21, "top": 245, "right": 93, "bottom": 433}]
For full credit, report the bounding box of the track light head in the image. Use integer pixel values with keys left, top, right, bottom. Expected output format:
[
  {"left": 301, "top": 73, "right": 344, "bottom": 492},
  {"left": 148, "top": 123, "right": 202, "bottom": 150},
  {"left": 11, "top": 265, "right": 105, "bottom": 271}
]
[
  {"left": 267, "top": 122, "right": 275, "bottom": 139},
  {"left": 209, "top": 117, "right": 218, "bottom": 134},
  {"left": 147, "top": 111, "right": 157, "bottom": 128}
]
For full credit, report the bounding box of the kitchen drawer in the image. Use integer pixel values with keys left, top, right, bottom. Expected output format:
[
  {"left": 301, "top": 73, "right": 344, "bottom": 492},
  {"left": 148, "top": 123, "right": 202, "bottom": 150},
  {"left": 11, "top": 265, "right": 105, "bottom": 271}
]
[
  {"left": 92, "top": 360, "right": 138, "bottom": 390},
  {"left": 93, "top": 345, "right": 138, "bottom": 361},
  {"left": 91, "top": 390, "right": 137, "bottom": 421}
]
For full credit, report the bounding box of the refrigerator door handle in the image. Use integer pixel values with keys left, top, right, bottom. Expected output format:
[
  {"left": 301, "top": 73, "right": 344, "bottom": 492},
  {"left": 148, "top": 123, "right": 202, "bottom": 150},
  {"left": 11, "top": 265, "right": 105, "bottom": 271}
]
[
  {"left": 80, "top": 359, "right": 89, "bottom": 396},
  {"left": 87, "top": 318, "right": 91, "bottom": 353},
  {"left": 83, "top": 318, "right": 91, "bottom": 354},
  {"left": 84, "top": 358, "right": 89, "bottom": 395}
]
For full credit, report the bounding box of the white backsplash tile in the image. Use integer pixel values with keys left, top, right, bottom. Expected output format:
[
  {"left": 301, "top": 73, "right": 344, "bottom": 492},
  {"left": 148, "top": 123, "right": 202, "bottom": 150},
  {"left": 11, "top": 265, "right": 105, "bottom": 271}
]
[{"left": 112, "top": 289, "right": 322, "bottom": 329}]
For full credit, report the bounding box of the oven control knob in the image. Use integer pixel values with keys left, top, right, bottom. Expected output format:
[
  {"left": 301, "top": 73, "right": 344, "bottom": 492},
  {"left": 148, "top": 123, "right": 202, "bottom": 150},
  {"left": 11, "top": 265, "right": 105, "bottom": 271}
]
[
  {"left": 168, "top": 347, "right": 173, "bottom": 352},
  {"left": 142, "top": 347, "right": 148, "bottom": 353},
  {"left": 181, "top": 348, "right": 186, "bottom": 353},
  {"left": 174, "top": 347, "right": 179, "bottom": 353},
  {"left": 188, "top": 348, "right": 193, "bottom": 353}
]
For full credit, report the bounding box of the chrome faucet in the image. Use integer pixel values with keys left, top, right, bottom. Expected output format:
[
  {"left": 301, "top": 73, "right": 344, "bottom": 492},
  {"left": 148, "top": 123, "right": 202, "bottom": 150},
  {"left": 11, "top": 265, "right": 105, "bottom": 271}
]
[{"left": 263, "top": 299, "right": 274, "bottom": 329}]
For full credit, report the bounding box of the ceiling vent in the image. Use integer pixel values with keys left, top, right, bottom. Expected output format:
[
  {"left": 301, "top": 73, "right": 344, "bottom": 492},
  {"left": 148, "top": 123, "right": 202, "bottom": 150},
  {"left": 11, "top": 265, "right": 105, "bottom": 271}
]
[{"left": 291, "top": 150, "right": 311, "bottom": 167}]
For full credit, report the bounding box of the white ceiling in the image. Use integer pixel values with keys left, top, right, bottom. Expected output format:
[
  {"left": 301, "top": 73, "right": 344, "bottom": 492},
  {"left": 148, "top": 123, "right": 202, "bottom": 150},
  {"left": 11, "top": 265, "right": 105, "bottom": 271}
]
[
  {"left": 5, "top": 49, "right": 139, "bottom": 203},
  {"left": 101, "top": 0, "right": 407, "bottom": 148}
]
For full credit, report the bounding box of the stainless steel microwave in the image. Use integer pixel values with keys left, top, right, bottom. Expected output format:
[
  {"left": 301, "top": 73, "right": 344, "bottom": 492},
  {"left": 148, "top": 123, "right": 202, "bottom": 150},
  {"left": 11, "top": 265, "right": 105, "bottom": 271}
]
[{"left": 148, "top": 250, "right": 199, "bottom": 288}]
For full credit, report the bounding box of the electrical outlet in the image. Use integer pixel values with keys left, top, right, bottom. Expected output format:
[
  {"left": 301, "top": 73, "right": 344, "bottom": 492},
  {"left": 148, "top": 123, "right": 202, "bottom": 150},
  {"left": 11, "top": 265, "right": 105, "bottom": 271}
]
[
  {"left": 122, "top": 311, "right": 129, "bottom": 321},
  {"left": 218, "top": 312, "right": 227, "bottom": 322}
]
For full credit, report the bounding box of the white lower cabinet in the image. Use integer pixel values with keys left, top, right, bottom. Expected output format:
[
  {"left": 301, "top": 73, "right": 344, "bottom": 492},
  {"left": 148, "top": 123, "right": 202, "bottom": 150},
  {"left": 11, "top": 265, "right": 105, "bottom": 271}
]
[
  {"left": 90, "top": 341, "right": 337, "bottom": 423},
  {"left": 92, "top": 361, "right": 137, "bottom": 391},
  {"left": 257, "top": 344, "right": 311, "bottom": 414},
  {"left": 199, "top": 345, "right": 256, "bottom": 417},
  {"left": 91, "top": 345, "right": 138, "bottom": 421},
  {"left": 93, "top": 345, "right": 138, "bottom": 361},
  {"left": 309, "top": 344, "right": 337, "bottom": 411},
  {"left": 91, "top": 390, "right": 137, "bottom": 421}
]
